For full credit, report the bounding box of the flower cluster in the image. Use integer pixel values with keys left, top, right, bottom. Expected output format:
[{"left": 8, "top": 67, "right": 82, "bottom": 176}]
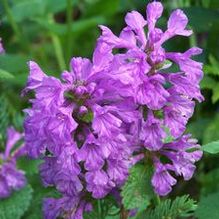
[
  {"left": 24, "top": 55, "right": 138, "bottom": 218},
  {"left": 96, "top": 1, "right": 204, "bottom": 196},
  {"left": 0, "top": 127, "right": 26, "bottom": 198},
  {"left": 24, "top": 1, "right": 203, "bottom": 218}
]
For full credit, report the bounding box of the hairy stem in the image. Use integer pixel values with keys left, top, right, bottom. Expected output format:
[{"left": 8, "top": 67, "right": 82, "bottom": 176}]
[{"left": 120, "top": 205, "right": 129, "bottom": 219}]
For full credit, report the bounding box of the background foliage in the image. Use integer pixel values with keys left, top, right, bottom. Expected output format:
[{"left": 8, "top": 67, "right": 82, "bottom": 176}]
[{"left": 0, "top": 0, "right": 219, "bottom": 218}]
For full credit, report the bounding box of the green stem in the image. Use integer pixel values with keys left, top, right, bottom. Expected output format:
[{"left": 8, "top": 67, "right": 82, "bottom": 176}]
[
  {"left": 48, "top": 14, "right": 66, "bottom": 71},
  {"left": 98, "top": 200, "right": 102, "bottom": 219},
  {"left": 66, "top": 0, "right": 73, "bottom": 63},
  {"left": 189, "top": 29, "right": 197, "bottom": 47},
  {"left": 2, "top": 0, "right": 21, "bottom": 40},
  {"left": 155, "top": 194, "right": 161, "bottom": 205}
]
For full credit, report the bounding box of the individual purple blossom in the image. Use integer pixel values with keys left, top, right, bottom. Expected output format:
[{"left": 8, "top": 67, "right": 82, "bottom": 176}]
[
  {"left": 152, "top": 162, "right": 177, "bottom": 196},
  {"left": 139, "top": 110, "right": 166, "bottom": 151},
  {"left": 152, "top": 135, "right": 203, "bottom": 196},
  {"left": 0, "top": 127, "right": 26, "bottom": 198},
  {"left": 43, "top": 196, "right": 92, "bottom": 219}
]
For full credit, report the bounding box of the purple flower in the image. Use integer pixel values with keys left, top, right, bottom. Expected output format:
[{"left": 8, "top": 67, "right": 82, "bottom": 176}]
[
  {"left": 152, "top": 161, "right": 177, "bottom": 196},
  {"left": 24, "top": 43, "right": 135, "bottom": 217},
  {"left": 0, "top": 127, "right": 26, "bottom": 198},
  {"left": 162, "top": 135, "right": 203, "bottom": 180},
  {"left": 151, "top": 134, "right": 202, "bottom": 196},
  {"left": 43, "top": 196, "right": 92, "bottom": 219},
  {"left": 23, "top": 1, "right": 204, "bottom": 213},
  {"left": 85, "top": 170, "right": 111, "bottom": 199},
  {"left": 0, "top": 39, "right": 4, "bottom": 54},
  {"left": 140, "top": 110, "right": 166, "bottom": 151},
  {"left": 95, "top": 1, "right": 203, "bottom": 196},
  {"left": 166, "top": 47, "right": 204, "bottom": 83}
]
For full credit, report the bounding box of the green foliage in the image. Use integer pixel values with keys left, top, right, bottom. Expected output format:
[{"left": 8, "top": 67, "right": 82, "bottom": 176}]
[
  {"left": 84, "top": 195, "right": 120, "bottom": 219},
  {"left": 0, "top": 185, "right": 33, "bottom": 219},
  {"left": 22, "top": 174, "right": 59, "bottom": 219},
  {"left": 83, "top": 0, "right": 120, "bottom": 17},
  {"left": 140, "top": 196, "right": 197, "bottom": 219},
  {"left": 203, "top": 114, "right": 219, "bottom": 144},
  {"left": 183, "top": 7, "right": 219, "bottom": 32},
  {"left": 195, "top": 191, "right": 219, "bottom": 219},
  {"left": 203, "top": 55, "right": 219, "bottom": 103},
  {"left": 121, "top": 164, "right": 153, "bottom": 212},
  {"left": 33, "top": 16, "right": 106, "bottom": 36},
  {"left": 199, "top": 168, "right": 219, "bottom": 195},
  {"left": 0, "top": 68, "right": 14, "bottom": 81},
  {"left": 17, "top": 157, "right": 42, "bottom": 175},
  {"left": 202, "top": 140, "right": 219, "bottom": 154}
]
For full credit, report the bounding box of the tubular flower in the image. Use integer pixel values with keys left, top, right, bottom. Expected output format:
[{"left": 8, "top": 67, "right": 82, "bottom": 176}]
[
  {"left": 0, "top": 127, "right": 26, "bottom": 198},
  {"left": 24, "top": 45, "right": 138, "bottom": 218},
  {"left": 97, "top": 1, "right": 203, "bottom": 196},
  {"left": 23, "top": 1, "right": 204, "bottom": 217}
]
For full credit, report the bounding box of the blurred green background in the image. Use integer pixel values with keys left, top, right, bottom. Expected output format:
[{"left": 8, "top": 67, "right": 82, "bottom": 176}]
[{"left": 1, "top": 0, "right": 219, "bottom": 212}]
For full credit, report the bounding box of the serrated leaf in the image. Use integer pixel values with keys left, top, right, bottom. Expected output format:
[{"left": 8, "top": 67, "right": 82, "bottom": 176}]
[
  {"left": 204, "top": 55, "right": 219, "bottom": 77},
  {"left": 202, "top": 140, "right": 219, "bottom": 154},
  {"left": 141, "top": 195, "right": 196, "bottom": 219},
  {"left": 121, "top": 164, "right": 153, "bottom": 211},
  {"left": 195, "top": 191, "right": 219, "bottom": 219},
  {"left": 0, "top": 185, "right": 33, "bottom": 219}
]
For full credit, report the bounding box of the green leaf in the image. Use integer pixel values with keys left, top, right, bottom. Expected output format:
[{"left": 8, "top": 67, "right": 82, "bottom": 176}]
[
  {"left": 202, "top": 140, "right": 219, "bottom": 154},
  {"left": 0, "top": 69, "right": 14, "bottom": 81},
  {"left": 200, "top": 76, "right": 217, "bottom": 90},
  {"left": 212, "top": 86, "right": 219, "bottom": 103},
  {"left": 84, "top": 0, "right": 120, "bottom": 17},
  {"left": 183, "top": 7, "right": 219, "bottom": 32},
  {"left": 17, "top": 157, "right": 42, "bottom": 175},
  {"left": 0, "top": 54, "right": 28, "bottom": 73},
  {"left": 5, "top": 0, "right": 78, "bottom": 23},
  {"left": 6, "top": 0, "right": 45, "bottom": 23},
  {"left": 33, "top": 16, "right": 106, "bottom": 36},
  {"left": 203, "top": 114, "right": 219, "bottom": 144},
  {"left": 199, "top": 168, "right": 219, "bottom": 195},
  {"left": 141, "top": 195, "right": 196, "bottom": 219},
  {"left": 0, "top": 185, "right": 33, "bottom": 219},
  {"left": 23, "top": 175, "right": 59, "bottom": 219},
  {"left": 195, "top": 191, "right": 219, "bottom": 219},
  {"left": 121, "top": 164, "right": 153, "bottom": 212},
  {"left": 204, "top": 55, "right": 219, "bottom": 76}
]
